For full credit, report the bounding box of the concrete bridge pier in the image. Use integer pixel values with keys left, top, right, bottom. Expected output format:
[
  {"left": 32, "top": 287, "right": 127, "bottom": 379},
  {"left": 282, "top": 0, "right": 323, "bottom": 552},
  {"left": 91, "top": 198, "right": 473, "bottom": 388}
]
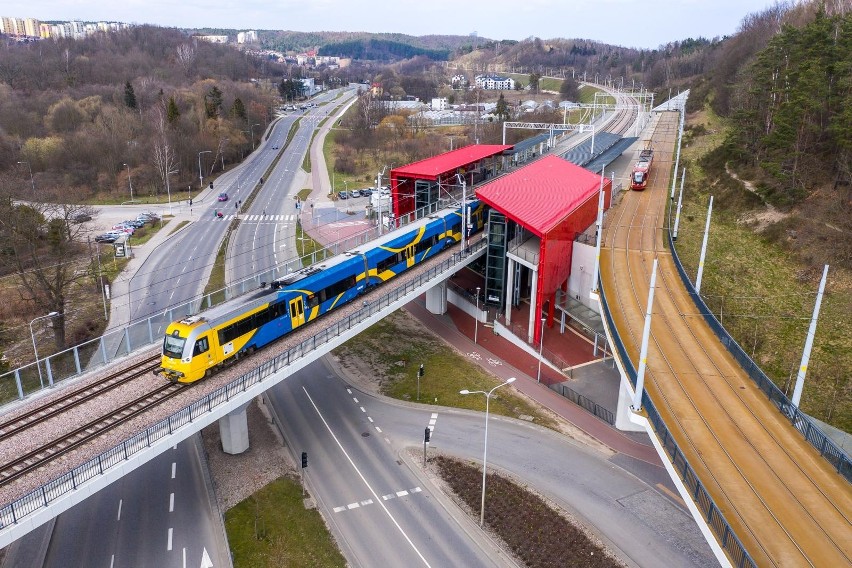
[
  {"left": 219, "top": 402, "right": 251, "bottom": 454},
  {"left": 425, "top": 281, "right": 447, "bottom": 315}
]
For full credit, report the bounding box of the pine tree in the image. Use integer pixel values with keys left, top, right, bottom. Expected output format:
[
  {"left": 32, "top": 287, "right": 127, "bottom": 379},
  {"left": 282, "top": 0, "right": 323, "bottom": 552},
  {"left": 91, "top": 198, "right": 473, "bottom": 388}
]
[
  {"left": 167, "top": 96, "right": 180, "bottom": 124},
  {"left": 495, "top": 93, "right": 509, "bottom": 121},
  {"left": 124, "top": 81, "right": 137, "bottom": 109},
  {"left": 230, "top": 98, "right": 247, "bottom": 121}
]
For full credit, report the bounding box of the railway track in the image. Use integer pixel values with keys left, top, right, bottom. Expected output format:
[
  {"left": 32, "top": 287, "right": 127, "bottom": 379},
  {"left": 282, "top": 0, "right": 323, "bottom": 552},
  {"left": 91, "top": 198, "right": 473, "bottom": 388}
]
[
  {"left": 601, "top": 112, "right": 852, "bottom": 566},
  {"left": 0, "top": 354, "right": 161, "bottom": 442}
]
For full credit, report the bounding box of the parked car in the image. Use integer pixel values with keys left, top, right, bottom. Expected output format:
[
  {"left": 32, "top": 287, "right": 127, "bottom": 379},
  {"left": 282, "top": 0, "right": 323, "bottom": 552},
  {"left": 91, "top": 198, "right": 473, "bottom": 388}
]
[
  {"left": 337, "top": 191, "right": 349, "bottom": 200},
  {"left": 112, "top": 224, "right": 135, "bottom": 234},
  {"left": 72, "top": 213, "right": 92, "bottom": 223},
  {"left": 217, "top": 193, "right": 229, "bottom": 202},
  {"left": 349, "top": 189, "right": 361, "bottom": 198},
  {"left": 94, "top": 233, "right": 118, "bottom": 243},
  {"left": 122, "top": 219, "right": 145, "bottom": 228},
  {"left": 360, "top": 188, "right": 373, "bottom": 197}
]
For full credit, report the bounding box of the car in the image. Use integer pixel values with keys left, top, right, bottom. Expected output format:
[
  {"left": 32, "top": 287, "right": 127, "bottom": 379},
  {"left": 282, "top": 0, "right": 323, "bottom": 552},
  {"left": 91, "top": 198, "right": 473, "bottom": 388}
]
[
  {"left": 360, "top": 188, "right": 373, "bottom": 197},
  {"left": 122, "top": 219, "right": 145, "bottom": 228},
  {"left": 72, "top": 213, "right": 92, "bottom": 223},
  {"left": 337, "top": 191, "right": 349, "bottom": 200},
  {"left": 94, "top": 233, "right": 118, "bottom": 243},
  {"left": 136, "top": 214, "right": 157, "bottom": 223},
  {"left": 272, "top": 145, "right": 279, "bottom": 150},
  {"left": 112, "top": 223, "right": 135, "bottom": 233},
  {"left": 217, "top": 193, "right": 229, "bottom": 202},
  {"left": 349, "top": 189, "right": 361, "bottom": 198}
]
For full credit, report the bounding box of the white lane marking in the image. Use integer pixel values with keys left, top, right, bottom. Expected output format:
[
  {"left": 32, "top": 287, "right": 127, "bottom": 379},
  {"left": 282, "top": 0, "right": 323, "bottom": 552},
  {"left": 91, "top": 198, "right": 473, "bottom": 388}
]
[
  {"left": 116, "top": 499, "right": 122, "bottom": 521},
  {"left": 359, "top": 406, "right": 366, "bottom": 413},
  {"left": 352, "top": 397, "right": 359, "bottom": 403},
  {"left": 110, "top": 555, "right": 114, "bottom": 568},
  {"left": 382, "top": 493, "right": 395, "bottom": 501},
  {"left": 367, "top": 416, "right": 374, "bottom": 423},
  {"left": 346, "top": 389, "right": 352, "bottom": 394},
  {"left": 411, "top": 487, "right": 422, "bottom": 493},
  {"left": 171, "top": 462, "right": 176, "bottom": 479},
  {"left": 361, "top": 499, "right": 373, "bottom": 506},
  {"left": 396, "top": 490, "right": 409, "bottom": 497},
  {"left": 169, "top": 493, "right": 174, "bottom": 512},
  {"left": 303, "top": 387, "right": 431, "bottom": 567},
  {"left": 333, "top": 506, "right": 346, "bottom": 513},
  {"left": 375, "top": 426, "right": 382, "bottom": 433},
  {"left": 167, "top": 527, "right": 173, "bottom": 551},
  {"left": 347, "top": 502, "right": 360, "bottom": 510}
]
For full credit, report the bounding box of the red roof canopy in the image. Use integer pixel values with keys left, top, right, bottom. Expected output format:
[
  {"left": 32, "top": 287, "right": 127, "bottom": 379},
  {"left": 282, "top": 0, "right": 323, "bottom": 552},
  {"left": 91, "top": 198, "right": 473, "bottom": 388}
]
[
  {"left": 391, "top": 144, "right": 512, "bottom": 180},
  {"left": 475, "top": 155, "right": 607, "bottom": 236}
]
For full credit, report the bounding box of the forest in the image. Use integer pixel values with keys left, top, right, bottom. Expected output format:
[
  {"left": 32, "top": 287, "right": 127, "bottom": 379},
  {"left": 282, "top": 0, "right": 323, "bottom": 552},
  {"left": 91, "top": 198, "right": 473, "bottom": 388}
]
[{"left": 0, "top": 26, "right": 281, "bottom": 202}]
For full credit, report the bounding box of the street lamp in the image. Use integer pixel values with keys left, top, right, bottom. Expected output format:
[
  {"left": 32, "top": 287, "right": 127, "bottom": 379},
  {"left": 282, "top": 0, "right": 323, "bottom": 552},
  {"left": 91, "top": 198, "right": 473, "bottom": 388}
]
[
  {"left": 198, "top": 150, "right": 212, "bottom": 189},
  {"left": 250, "top": 123, "right": 260, "bottom": 149},
  {"left": 30, "top": 311, "right": 59, "bottom": 388},
  {"left": 474, "top": 286, "right": 481, "bottom": 344},
  {"left": 18, "top": 161, "right": 35, "bottom": 193},
  {"left": 537, "top": 317, "right": 546, "bottom": 383},
  {"left": 123, "top": 163, "right": 134, "bottom": 203},
  {"left": 460, "top": 376, "right": 516, "bottom": 527}
]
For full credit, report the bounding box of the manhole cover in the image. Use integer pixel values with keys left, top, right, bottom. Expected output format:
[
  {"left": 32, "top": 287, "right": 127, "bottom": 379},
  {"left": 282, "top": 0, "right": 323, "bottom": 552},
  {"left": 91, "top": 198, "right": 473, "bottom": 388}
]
[{"left": 362, "top": 432, "right": 370, "bottom": 437}]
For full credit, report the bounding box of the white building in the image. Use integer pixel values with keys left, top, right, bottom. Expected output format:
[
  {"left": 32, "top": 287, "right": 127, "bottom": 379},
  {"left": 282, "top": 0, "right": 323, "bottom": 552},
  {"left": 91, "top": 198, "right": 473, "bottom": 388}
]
[
  {"left": 431, "top": 97, "right": 448, "bottom": 111},
  {"left": 237, "top": 30, "right": 258, "bottom": 44},
  {"left": 474, "top": 74, "right": 515, "bottom": 91},
  {"left": 199, "top": 35, "right": 229, "bottom": 43}
]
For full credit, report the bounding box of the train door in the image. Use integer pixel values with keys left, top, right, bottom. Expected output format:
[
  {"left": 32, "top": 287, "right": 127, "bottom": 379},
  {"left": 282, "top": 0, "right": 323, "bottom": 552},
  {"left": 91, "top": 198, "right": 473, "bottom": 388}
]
[
  {"left": 289, "top": 296, "right": 306, "bottom": 329},
  {"left": 405, "top": 244, "right": 416, "bottom": 268}
]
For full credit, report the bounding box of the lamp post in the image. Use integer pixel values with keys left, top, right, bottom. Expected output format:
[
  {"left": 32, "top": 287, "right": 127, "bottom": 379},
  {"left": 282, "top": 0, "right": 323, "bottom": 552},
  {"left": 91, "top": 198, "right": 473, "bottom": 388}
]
[
  {"left": 474, "top": 286, "right": 481, "bottom": 344},
  {"left": 18, "top": 161, "right": 35, "bottom": 193},
  {"left": 123, "top": 163, "right": 134, "bottom": 203},
  {"left": 250, "top": 123, "right": 260, "bottom": 150},
  {"left": 460, "top": 376, "right": 516, "bottom": 527},
  {"left": 30, "top": 312, "right": 59, "bottom": 388},
  {"left": 198, "top": 150, "right": 211, "bottom": 189},
  {"left": 537, "top": 317, "right": 546, "bottom": 383}
]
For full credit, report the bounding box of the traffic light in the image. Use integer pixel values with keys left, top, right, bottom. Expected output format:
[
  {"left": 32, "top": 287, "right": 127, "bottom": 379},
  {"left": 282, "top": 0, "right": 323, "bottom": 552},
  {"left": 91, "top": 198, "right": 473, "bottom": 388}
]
[
  {"left": 301, "top": 451, "right": 308, "bottom": 469},
  {"left": 424, "top": 427, "right": 431, "bottom": 443},
  {"left": 418, "top": 364, "right": 424, "bottom": 378}
]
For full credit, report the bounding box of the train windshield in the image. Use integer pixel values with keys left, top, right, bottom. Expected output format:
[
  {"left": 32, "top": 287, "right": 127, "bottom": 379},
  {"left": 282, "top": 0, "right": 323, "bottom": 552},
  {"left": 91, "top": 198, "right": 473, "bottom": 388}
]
[
  {"left": 163, "top": 334, "right": 186, "bottom": 358},
  {"left": 633, "top": 171, "right": 645, "bottom": 184}
]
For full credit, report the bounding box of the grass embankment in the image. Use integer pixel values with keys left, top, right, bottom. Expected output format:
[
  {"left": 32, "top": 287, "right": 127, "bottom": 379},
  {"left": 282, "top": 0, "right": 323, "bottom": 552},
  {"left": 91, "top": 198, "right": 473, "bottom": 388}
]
[
  {"left": 335, "top": 311, "right": 558, "bottom": 429},
  {"left": 225, "top": 477, "right": 346, "bottom": 568},
  {"left": 202, "top": 225, "right": 233, "bottom": 306},
  {"left": 674, "top": 106, "right": 851, "bottom": 430}
]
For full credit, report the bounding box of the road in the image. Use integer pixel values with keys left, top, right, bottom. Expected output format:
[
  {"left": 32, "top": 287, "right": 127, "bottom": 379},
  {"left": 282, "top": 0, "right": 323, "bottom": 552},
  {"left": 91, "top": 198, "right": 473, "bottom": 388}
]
[{"left": 266, "top": 357, "right": 713, "bottom": 568}]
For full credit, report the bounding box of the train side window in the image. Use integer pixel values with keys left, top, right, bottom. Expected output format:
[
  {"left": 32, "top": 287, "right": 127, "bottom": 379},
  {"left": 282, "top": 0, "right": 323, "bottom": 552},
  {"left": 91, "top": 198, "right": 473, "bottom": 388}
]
[{"left": 193, "top": 336, "right": 209, "bottom": 356}]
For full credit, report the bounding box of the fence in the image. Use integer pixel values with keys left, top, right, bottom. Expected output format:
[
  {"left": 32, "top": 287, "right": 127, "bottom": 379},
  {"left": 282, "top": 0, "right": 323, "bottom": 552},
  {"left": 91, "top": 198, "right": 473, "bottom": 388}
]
[{"left": 0, "top": 239, "right": 487, "bottom": 534}]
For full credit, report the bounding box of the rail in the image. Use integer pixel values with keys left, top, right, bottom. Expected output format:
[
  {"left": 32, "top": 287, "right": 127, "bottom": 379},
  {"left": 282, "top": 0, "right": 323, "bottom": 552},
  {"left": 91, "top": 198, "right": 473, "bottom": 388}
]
[
  {"left": 597, "top": 273, "right": 756, "bottom": 568},
  {"left": 665, "top": 219, "right": 852, "bottom": 481},
  {"left": 0, "top": 239, "right": 486, "bottom": 532}
]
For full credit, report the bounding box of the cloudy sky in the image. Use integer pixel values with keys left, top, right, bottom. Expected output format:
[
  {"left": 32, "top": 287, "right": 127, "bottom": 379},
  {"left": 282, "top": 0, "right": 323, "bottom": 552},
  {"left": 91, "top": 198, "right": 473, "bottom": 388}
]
[{"left": 5, "top": 0, "right": 778, "bottom": 49}]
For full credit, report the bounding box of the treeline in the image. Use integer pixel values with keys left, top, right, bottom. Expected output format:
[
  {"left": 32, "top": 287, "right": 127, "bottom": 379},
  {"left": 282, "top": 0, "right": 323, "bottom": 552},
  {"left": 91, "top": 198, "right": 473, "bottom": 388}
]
[
  {"left": 0, "top": 26, "right": 281, "bottom": 201},
  {"left": 262, "top": 30, "right": 487, "bottom": 56},
  {"left": 723, "top": 8, "right": 852, "bottom": 204},
  {"left": 318, "top": 39, "right": 450, "bottom": 62}
]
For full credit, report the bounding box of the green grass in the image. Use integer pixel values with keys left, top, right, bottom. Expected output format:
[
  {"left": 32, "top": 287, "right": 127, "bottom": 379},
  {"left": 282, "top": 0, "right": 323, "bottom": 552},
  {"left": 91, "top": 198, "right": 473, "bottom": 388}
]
[
  {"left": 168, "top": 220, "right": 189, "bottom": 235},
  {"left": 296, "top": 220, "right": 328, "bottom": 267},
  {"left": 225, "top": 477, "right": 345, "bottom": 568},
  {"left": 336, "top": 312, "right": 558, "bottom": 429},
  {"left": 203, "top": 225, "right": 232, "bottom": 306}
]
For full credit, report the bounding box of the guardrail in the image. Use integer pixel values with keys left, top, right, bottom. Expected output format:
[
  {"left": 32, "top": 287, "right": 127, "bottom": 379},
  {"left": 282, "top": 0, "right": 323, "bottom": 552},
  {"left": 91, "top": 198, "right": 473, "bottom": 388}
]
[
  {"left": 665, "top": 226, "right": 852, "bottom": 481},
  {"left": 598, "top": 274, "right": 756, "bottom": 568},
  {"left": 0, "top": 239, "right": 486, "bottom": 534}
]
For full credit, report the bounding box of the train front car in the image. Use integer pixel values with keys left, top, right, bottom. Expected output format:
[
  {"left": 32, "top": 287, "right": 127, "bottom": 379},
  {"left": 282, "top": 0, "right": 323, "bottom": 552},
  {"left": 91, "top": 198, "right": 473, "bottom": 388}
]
[{"left": 156, "top": 315, "right": 215, "bottom": 383}]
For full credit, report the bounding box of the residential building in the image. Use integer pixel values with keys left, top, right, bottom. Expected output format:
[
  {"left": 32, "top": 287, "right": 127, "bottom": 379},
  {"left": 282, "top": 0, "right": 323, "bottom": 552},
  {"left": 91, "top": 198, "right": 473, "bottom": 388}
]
[{"left": 475, "top": 74, "right": 515, "bottom": 90}]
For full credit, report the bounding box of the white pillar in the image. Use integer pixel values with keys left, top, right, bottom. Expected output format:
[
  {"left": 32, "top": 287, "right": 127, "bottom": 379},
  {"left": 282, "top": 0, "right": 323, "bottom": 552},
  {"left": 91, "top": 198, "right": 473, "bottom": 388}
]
[
  {"left": 632, "top": 259, "right": 658, "bottom": 411},
  {"left": 695, "top": 196, "right": 713, "bottom": 294},
  {"left": 591, "top": 170, "right": 605, "bottom": 294},
  {"left": 673, "top": 167, "right": 686, "bottom": 240},
  {"left": 505, "top": 258, "right": 515, "bottom": 326},
  {"left": 425, "top": 281, "right": 448, "bottom": 315},
  {"left": 527, "top": 266, "right": 539, "bottom": 343},
  {"left": 219, "top": 402, "right": 251, "bottom": 454},
  {"left": 671, "top": 108, "right": 685, "bottom": 199},
  {"left": 791, "top": 265, "right": 829, "bottom": 408}
]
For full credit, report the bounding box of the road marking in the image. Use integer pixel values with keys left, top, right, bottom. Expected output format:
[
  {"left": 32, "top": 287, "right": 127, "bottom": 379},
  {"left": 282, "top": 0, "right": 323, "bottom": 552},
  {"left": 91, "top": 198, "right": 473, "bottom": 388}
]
[
  {"left": 375, "top": 426, "right": 382, "bottom": 433},
  {"left": 347, "top": 502, "right": 360, "bottom": 510},
  {"left": 333, "top": 506, "right": 346, "bottom": 512},
  {"left": 169, "top": 492, "right": 174, "bottom": 512},
  {"left": 352, "top": 397, "right": 359, "bottom": 403},
  {"left": 116, "top": 499, "right": 122, "bottom": 521},
  {"left": 110, "top": 555, "right": 114, "bottom": 568},
  {"left": 171, "top": 462, "right": 176, "bottom": 479},
  {"left": 396, "top": 490, "right": 409, "bottom": 497},
  {"left": 367, "top": 416, "right": 374, "bottom": 423},
  {"left": 359, "top": 406, "right": 366, "bottom": 413},
  {"left": 346, "top": 388, "right": 352, "bottom": 394},
  {"left": 167, "top": 527, "right": 173, "bottom": 551},
  {"left": 303, "top": 387, "right": 431, "bottom": 567}
]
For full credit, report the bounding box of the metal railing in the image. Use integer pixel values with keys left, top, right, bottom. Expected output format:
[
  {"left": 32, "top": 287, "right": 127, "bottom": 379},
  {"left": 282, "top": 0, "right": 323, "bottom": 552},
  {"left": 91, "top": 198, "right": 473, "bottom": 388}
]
[
  {"left": 0, "top": 239, "right": 487, "bottom": 533},
  {"left": 550, "top": 382, "right": 614, "bottom": 425},
  {"left": 597, "top": 277, "right": 756, "bottom": 568}
]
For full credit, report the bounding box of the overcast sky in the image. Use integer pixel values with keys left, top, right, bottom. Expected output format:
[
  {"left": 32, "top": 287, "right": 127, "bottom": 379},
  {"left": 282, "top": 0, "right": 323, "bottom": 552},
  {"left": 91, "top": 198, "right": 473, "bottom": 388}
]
[{"left": 5, "top": 0, "right": 778, "bottom": 49}]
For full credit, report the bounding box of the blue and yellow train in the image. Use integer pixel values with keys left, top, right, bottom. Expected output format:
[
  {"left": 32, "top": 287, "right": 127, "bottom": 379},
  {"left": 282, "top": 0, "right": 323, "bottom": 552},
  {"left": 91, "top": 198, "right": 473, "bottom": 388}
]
[{"left": 155, "top": 200, "right": 486, "bottom": 383}]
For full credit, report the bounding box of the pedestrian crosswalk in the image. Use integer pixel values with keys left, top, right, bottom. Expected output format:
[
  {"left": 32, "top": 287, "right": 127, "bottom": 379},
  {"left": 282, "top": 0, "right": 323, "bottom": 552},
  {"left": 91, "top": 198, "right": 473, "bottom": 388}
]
[{"left": 211, "top": 214, "right": 297, "bottom": 222}]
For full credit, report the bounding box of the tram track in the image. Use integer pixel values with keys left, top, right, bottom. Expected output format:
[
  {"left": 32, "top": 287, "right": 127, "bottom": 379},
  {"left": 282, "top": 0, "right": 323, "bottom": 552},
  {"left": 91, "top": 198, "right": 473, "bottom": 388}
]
[{"left": 601, "top": 111, "right": 852, "bottom": 566}]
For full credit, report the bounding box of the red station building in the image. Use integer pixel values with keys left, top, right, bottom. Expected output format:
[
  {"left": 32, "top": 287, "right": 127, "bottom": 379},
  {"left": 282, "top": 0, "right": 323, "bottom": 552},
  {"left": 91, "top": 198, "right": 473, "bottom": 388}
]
[
  {"left": 475, "top": 155, "right": 612, "bottom": 344},
  {"left": 389, "top": 145, "right": 512, "bottom": 223}
]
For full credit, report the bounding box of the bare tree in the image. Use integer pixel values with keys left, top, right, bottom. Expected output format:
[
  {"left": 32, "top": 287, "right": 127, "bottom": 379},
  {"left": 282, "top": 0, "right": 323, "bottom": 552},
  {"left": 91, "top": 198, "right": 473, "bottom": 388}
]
[
  {"left": 176, "top": 43, "right": 196, "bottom": 77},
  {"left": 152, "top": 106, "right": 179, "bottom": 197}
]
